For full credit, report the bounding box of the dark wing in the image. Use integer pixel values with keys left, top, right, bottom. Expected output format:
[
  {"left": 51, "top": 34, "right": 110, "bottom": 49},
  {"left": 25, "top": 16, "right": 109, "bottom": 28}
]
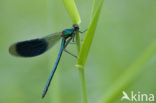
[{"left": 9, "top": 33, "right": 62, "bottom": 57}]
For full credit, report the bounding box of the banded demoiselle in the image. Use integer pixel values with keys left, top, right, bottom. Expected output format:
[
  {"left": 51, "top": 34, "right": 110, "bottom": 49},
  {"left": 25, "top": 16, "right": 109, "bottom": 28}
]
[{"left": 9, "top": 24, "right": 80, "bottom": 98}]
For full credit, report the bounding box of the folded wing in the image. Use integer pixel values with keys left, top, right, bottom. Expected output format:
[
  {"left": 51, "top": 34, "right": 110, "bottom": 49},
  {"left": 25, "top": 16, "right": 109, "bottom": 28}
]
[{"left": 9, "top": 33, "right": 62, "bottom": 57}]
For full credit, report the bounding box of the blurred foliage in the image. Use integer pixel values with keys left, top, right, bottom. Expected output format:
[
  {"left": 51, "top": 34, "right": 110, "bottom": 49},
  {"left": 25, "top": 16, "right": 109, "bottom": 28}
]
[{"left": 0, "top": 0, "right": 156, "bottom": 103}]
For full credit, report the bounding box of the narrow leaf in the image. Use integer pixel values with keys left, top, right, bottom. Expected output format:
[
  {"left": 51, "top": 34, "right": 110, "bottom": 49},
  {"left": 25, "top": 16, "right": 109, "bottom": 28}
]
[
  {"left": 77, "top": 0, "right": 104, "bottom": 68},
  {"left": 62, "top": 0, "right": 81, "bottom": 24},
  {"left": 91, "top": 0, "right": 101, "bottom": 18}
]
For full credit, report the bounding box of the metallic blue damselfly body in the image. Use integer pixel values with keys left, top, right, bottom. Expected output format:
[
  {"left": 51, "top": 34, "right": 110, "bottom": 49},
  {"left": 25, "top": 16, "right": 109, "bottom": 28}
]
[{"left": 9, "top": 24, "right": 80, "bottom": 98}]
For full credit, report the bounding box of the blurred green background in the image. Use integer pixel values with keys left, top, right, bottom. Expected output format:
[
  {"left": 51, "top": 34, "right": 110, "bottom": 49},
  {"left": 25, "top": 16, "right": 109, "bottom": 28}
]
[{"left": 0, "top": 0, "right": 156, "bottom": 103}]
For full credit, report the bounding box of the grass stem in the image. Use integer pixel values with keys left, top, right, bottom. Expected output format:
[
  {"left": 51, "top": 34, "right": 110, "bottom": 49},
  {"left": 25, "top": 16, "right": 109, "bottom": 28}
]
[
  {"left": 79, "top": 67, "right": 88, "bottom": 103},
  {"left": 76, "top": 32, "right": 88, "bottom": 103}
]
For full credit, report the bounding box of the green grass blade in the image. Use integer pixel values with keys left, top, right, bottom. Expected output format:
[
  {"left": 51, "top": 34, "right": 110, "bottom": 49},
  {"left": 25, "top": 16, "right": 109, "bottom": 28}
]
[
  {"left": 91, "top": 0, "right": 96, "bottom": 18},
  {"left": 91, "top": 0, "right": 101, "bottom": 18},
  {"left": 76, "top": 32, "right": 81, "bottom": 52},
  {"left": 77, "top": 0, "right": 104, "bottom": 68},
  {"left": 62, "top": 0, "right": 81, "bottom": 24},
  {"left": 99, "top": 40, "right": 156, "bottom": 103}
]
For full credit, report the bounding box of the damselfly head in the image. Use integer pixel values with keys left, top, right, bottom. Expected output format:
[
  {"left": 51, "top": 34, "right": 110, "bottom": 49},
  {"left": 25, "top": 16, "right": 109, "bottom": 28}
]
[{"left": 73, "top": 24, "right": 79, "bottom": 32}]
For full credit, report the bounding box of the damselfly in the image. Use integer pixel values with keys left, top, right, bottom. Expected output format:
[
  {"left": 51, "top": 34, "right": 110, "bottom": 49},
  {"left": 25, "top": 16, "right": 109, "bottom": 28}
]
[{"left": 9, "top": 24, "right": 80, "bottom": 98}]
